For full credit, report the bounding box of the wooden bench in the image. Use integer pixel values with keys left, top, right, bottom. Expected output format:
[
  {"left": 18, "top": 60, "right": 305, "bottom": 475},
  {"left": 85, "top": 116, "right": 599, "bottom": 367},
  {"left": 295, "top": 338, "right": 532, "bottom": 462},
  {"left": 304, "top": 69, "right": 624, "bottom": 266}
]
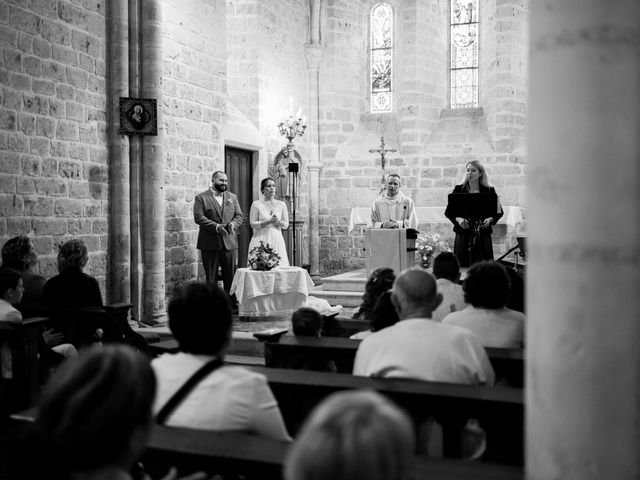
[
  {"left": 250, "top": 366, "right": 524, "bottom": 466},
  {"left": 16, "top": 303, "right": 149, "bottom": 354},
  {"left": 8, "top": 410, "right": 522, "bottom": 480},
  {"left": 0, "top": 317, "right": 49, "bottom": 414},
  {"left": 263, "top": 335, "right": 525, "bottom": 387}
]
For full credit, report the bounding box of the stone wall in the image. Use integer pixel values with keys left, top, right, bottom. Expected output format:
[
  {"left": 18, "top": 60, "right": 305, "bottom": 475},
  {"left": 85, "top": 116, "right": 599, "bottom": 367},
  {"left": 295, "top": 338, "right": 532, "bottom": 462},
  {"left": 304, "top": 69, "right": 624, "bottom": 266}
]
[
  {"left": 162, "top": 0, "right": 227, "bottom": 295},
  {"left": 0, "top": 0, "right": 108, "bottom": 291},
  {"left": 317, "top": 0, "right": 528, "bottom": 275}
]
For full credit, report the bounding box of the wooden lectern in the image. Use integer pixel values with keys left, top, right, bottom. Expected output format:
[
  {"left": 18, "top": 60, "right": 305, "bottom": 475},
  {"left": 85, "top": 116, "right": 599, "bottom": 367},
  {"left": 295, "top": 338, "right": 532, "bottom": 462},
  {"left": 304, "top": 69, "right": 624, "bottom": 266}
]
[{"left": 365, "top": 228, "right": 418, "bottom": 277}]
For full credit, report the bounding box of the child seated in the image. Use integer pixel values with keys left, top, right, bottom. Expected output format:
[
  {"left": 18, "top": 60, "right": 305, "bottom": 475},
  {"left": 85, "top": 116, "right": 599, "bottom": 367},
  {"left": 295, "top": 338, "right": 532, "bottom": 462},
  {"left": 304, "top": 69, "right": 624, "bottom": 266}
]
[{"left": 291, "top": 307, "right": 337, "bottom": 373}]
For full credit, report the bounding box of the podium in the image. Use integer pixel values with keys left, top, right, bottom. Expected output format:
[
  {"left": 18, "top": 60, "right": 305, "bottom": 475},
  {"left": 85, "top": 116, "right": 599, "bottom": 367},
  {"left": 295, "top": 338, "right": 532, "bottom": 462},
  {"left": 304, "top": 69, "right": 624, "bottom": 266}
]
[{"left": 365, "top": 228, "right": 418, "bottom": 277}]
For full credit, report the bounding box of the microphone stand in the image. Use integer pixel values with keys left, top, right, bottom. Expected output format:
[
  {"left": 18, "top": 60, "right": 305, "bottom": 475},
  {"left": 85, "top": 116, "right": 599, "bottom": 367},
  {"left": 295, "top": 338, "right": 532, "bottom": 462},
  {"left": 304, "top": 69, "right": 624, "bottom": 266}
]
[{"left": 289, "top": 162, "right": 299, "bottom": 266}]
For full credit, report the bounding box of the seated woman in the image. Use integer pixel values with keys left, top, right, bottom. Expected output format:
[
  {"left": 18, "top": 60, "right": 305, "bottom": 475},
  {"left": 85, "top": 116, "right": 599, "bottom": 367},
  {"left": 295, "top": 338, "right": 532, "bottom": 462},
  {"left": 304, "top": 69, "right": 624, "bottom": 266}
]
[
  {"left": 247, "top": 177, "right": 290, "bottom": 266},
  {"left": 1, "top": 236, "right": 46, "bottom": 307},
  {"left": 152, "top": 282, "right": 291, "bottom": 441},
  {"left": 284, "top": 390, "right": 415, "bottom": 480},
  {"left": 352, "top": 267, "right": 396, "bottom": 320},
  {"left": 349, "top": 290, "right": 400, "bottom": 340},
  {"left": 43, "top": 239, "right": 103, "bottom": 348},
  {"left": 23, "top": 344, "right": 156, "bottom": 480},
  {"left": 443, "top": 260, "right": 525, "bottom": 348}
]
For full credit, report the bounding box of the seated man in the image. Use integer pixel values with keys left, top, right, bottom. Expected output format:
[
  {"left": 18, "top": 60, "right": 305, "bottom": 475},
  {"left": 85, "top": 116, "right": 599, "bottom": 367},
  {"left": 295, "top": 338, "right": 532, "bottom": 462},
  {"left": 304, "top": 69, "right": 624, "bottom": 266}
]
[
  {"left": 353, "top": 268, "right": 494, "bottom": 386},
  {"left": 371, "top": 174, "right": 418, "bottom": 229},
  {"left": 152, "top": 282, "right": 291, "bottom": 441},
  {"left": 443, "top": 261, "right": 525, "bottom": 348},
  {"left": 290, "top": 307, "right": 337, "bottom": 373},
  {"left": 431, "top": 252, "right": 467, "bottom": 322}
]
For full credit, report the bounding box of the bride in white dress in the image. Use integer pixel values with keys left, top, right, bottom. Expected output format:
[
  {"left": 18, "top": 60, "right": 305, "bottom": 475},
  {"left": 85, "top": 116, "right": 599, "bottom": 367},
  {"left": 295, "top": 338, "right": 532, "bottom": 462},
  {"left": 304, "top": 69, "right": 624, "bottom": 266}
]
[{"left": 247, "top": 177, "right": 290, "bottom": 266}]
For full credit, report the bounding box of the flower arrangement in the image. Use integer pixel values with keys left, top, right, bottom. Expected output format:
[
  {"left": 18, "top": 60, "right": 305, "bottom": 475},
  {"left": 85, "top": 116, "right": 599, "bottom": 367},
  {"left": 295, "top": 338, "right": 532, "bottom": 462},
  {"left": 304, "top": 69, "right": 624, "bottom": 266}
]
[
  {"left": 248, "top": 241, "right": 281, "bottom": 271},
  {"left": 415, "top": 232, "right": 452, "bottom": 268}
]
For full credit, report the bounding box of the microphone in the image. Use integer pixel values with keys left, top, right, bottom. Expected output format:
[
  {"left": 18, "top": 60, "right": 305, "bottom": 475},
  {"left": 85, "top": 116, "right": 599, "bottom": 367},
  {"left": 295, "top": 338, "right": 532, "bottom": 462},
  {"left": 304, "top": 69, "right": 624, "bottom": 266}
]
[{"left": 403, "top": 205, "right": 407, "bottom": 228}]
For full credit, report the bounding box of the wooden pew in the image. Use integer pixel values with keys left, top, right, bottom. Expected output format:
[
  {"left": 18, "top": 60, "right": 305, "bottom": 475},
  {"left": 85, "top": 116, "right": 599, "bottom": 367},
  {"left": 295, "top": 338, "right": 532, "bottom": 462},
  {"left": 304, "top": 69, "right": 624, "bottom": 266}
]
[
  {"left": 263, "top": 335, "right": 525, "bottom": 387},
  {"left": 250, "top": 366, "right": 524, "bottom": 466},
  {"left": 0, "top": 317, "right": 49, "bottom": 414},
  {"left": 16, "top": 303, "right": 149, "bottom": 354},
  {"left": 7, "top": 410, "right": 522, "bottom": 480}
]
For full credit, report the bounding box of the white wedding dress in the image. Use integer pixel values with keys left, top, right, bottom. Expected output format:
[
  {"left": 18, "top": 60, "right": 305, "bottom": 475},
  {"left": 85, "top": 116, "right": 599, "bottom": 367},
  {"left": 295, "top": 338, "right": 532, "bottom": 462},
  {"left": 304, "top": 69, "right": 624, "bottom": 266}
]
[{"left": 247, "top": 199, "right": 290, "bottom": 267}]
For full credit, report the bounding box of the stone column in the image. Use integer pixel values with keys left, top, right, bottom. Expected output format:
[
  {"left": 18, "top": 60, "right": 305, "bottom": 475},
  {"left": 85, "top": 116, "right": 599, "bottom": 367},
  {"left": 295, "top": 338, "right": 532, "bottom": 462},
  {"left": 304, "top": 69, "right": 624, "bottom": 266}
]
[
  {"left": 305, "top": 0, "right": 323, "bottom": 284},
  {"left": 106, "top": 0, "right": 131, "bottom": 304},
  {"left": 140, "top": 0, "right": 165, "bottom": 322},
  {"left": 527, "top": 1, "right": 640, "bottom": 478}
]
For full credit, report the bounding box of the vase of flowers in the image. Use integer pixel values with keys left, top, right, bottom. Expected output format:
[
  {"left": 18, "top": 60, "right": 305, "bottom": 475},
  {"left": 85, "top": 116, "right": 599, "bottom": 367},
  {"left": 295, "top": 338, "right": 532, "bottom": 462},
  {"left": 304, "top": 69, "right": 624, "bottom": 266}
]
[
  {"left": 248, "top": 241, "right": 281, "bottom": 271},
  {"left": 415, "top": 232, "right": 452, "bottom": 269}
]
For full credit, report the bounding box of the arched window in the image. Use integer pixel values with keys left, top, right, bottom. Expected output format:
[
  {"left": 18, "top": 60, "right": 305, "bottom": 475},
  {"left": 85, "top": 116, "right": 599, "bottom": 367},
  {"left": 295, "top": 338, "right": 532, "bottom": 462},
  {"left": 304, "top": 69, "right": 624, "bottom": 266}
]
[
  {"left": 370, "top": 3, "right": 393, "bottom": 113},
  {"left": 450, "top": 0, "right": 478, "bottom": 108}
]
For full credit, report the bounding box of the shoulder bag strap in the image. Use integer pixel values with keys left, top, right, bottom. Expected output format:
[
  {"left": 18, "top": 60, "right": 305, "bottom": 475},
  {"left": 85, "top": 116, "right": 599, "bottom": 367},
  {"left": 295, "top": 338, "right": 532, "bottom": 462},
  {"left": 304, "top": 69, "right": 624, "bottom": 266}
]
[{"left": 155, "top": 357, "right": 224, "bottom": 425}]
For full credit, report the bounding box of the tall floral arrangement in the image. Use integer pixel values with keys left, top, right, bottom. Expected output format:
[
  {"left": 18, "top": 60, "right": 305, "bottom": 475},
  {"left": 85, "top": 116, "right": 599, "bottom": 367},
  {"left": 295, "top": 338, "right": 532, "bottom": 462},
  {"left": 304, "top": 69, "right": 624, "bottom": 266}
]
[
  {"left": 248, "top": 241, "right": 281, "bottom": 271},
  {"left": 415, "top": 232, "right": 452, "bottom": 268}
]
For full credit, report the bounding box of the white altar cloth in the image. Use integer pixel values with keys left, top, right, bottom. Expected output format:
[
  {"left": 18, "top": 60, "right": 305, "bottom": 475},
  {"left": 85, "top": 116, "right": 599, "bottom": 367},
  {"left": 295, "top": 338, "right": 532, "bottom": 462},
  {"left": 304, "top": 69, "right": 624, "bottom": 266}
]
[
  {"left": 348, "top": 206, "right": 523, "bottom": 233},
  {"left": 230, "top": 267, "right": 315, "bottom": 317}
]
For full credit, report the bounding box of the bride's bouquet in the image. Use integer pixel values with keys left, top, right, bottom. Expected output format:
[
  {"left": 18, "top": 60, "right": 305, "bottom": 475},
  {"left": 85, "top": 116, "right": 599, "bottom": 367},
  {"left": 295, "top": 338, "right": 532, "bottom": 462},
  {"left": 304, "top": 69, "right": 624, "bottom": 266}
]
[{"left": 248, "top": 241, "right": 281, "bottom": 271}]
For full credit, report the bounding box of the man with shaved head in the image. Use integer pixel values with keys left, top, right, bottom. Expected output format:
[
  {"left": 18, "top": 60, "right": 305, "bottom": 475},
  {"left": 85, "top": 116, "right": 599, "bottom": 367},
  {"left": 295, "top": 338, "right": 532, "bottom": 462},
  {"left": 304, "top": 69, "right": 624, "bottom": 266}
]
[{"left": 353, "top": 268, "right": 494, "bottom": 385}]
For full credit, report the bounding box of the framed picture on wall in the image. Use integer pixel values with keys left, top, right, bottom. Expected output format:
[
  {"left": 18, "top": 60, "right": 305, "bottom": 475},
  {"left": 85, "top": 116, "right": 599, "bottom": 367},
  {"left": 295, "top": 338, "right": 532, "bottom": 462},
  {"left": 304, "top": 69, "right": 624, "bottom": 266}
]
[{"left": 119, "top": 97, "right": 157, "bottom": 135}]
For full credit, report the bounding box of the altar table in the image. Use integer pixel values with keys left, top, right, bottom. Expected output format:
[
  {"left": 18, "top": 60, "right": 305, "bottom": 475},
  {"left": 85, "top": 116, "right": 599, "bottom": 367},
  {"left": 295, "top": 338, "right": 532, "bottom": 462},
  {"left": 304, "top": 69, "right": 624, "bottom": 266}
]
[
  {"left": 348, "top": 206, "right": 523, "bottom": 233},
  {"left": 230, "top": 267, "right": 315, "bottom": 317}
]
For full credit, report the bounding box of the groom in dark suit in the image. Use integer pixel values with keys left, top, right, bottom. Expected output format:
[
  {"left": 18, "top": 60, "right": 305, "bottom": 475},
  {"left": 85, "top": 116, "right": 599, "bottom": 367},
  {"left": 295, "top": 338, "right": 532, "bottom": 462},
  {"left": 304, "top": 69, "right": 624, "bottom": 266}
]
[{"left": 194, "top": 171, "right": 244, "bottom": 293}]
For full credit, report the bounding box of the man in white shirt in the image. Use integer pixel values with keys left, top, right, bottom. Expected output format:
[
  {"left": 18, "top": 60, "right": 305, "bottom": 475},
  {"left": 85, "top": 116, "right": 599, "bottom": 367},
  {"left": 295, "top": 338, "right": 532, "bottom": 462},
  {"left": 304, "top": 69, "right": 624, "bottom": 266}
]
[
  {"left": 152, "top": 282, "right": 291, "bottom": 441},
  {"left": 432, "top": 251, "right": 467, "bottom": 322},
  {"left": 371, "top": 174, "right": 419, "bottom": 229},
  {"left": 443, "top": 261, "right": 525, "bottom": 348},
  {"left": 353, "top": 268, "right": 494, "bottom": 386}
]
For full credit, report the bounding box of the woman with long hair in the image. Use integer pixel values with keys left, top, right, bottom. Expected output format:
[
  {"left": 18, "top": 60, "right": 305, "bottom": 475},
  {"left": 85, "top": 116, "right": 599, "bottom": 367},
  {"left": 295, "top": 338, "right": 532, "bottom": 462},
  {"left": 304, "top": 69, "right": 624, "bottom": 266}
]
[
  {"left": 444, "top": 160, "right": 503, "bottom": 267},
  {"left": 247, "top": 177, "right": 290, "bottom": 266}
]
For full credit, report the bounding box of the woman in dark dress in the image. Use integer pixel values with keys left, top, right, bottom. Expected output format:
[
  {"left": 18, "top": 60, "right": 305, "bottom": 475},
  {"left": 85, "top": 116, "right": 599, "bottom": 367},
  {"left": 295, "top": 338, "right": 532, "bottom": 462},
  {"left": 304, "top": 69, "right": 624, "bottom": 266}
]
[
  {"left": 445, "top": 160, "right": 503, "bottom": 267},
  {"left": 43, "top": 239, "right": 103, "bottom": 347}
]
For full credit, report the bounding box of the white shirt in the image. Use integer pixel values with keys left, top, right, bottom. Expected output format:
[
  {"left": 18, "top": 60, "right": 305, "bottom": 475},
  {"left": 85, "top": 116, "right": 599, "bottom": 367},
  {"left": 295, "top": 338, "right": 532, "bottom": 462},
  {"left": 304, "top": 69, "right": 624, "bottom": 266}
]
[
  {"left": 353, "top": 318, "right": 495, "bottom": 386},
  {"left": 152, "top": 352, "right": 291, "bottom": 441},
  {"left": 0, "top": 298, "right": 22, "bottom": 379},
  {"left": 443, "top": 306, "right": 525, "bottom": 348},
  {"left": 432, "top": 278, "right": 467, "bottom": 322},
  {"left": 371, "top": 192, "right": 419, "bottom": 229}
]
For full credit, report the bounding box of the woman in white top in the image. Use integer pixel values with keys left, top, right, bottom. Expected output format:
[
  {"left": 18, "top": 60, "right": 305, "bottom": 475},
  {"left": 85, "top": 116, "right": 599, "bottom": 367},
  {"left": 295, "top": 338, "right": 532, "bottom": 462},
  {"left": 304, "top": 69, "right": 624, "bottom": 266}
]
[{"left": 248, "top": 177, "right": 290, "bottom": 266}]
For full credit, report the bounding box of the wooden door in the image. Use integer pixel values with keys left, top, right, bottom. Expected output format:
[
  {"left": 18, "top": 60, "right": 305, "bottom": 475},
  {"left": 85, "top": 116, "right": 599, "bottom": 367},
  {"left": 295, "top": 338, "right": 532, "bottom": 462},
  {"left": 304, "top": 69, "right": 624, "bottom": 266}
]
[{"left": 225, "top": 147, "right": 254, "bottom": 268}]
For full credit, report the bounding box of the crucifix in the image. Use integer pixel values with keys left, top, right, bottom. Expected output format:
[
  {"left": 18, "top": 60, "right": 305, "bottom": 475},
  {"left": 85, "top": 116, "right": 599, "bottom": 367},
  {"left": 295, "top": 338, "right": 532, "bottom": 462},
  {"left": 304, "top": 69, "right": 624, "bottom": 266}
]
[{"left": 369, "top": 136, "right": 396, "bottom": 191}]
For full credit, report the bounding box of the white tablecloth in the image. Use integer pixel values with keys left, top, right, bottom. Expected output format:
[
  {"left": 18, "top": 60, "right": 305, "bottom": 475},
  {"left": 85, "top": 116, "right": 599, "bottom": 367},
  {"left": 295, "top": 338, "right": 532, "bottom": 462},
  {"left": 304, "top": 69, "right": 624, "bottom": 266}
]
[
  {"left": 230, "top": 267, "right": 315, "bottom": 317},
  {"left": 348, "top": 206, "right": 523, "bottom": 233}
]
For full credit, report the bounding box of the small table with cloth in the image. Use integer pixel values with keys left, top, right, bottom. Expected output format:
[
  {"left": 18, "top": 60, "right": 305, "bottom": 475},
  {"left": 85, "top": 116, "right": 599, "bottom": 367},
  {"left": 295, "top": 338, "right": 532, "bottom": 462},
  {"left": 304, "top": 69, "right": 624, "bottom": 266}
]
[{"left": 230, "top": 267, "right": 315, "bottom": 317}]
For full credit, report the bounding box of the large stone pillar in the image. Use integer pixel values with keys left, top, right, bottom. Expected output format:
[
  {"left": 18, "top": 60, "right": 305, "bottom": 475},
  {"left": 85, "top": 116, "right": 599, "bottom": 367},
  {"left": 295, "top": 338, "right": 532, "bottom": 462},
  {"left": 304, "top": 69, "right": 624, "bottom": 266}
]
[
  {"left": 527, "top": 1, "right": 640, "bottom": 478},
  {"left": 305, "top": 0, "right": 323, "bottom": 284},
  {"left": 106, "top": 0, "right": 131, "bottom": 304},
  {"left": 140, "top": 0, "right": 165, "bottom": 322}
]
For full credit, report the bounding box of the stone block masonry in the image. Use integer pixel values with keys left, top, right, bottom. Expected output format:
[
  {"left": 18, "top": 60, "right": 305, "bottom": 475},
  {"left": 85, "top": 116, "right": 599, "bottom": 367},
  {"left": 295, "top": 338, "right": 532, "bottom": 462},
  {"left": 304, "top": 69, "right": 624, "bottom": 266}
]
[{"left": 0, "top": 0, "right": 107, "bottom": 293}]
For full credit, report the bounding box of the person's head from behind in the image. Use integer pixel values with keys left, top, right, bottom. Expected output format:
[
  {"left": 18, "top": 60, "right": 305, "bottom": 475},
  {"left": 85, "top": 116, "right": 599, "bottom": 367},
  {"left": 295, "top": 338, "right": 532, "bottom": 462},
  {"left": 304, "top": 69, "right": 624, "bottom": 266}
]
[
  {"left": 168, "top": 282, "right": 233, "bottom": 356},
  {"left": 2, "top": 236, "right": 38, "bottom": 272},
  {"left": 433, "top": 251, "right": 461, "bottom": 283},
  {"left": 370, "top": 290, "right": 399, "bottom": 332},
  {"left": 0, "top": 268, "right": 24, "bottom": 305},
  {"left": 463, "top": 260, "right": 511, "bottom": 309},
  {"left": 357, "top": 267, "right": 396, "bottom": 318},
  {"left": 292, "top": 307, "right": 323, "bottom": 337},
  {"left": 34, "top": 344, "right": 156, "bottom": 477},
  {"left": 391, "top": 268, "right": 442, "bottom": 320},
  {"left": 504, "top": 267, "right": 525, "bottom": 313},
  {"left": 57, "top": 239, "right": 89, "bottom": 274},
  {"left": 284, "top": 390, "right": 415, "bottom": 480}
]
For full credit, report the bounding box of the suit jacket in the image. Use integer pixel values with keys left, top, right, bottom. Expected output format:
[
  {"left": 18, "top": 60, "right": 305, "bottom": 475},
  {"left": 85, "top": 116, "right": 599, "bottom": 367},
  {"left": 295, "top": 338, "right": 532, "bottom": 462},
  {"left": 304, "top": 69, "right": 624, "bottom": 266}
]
[{"left": 194, "top": 188, "right": 244, "bottom": 251}]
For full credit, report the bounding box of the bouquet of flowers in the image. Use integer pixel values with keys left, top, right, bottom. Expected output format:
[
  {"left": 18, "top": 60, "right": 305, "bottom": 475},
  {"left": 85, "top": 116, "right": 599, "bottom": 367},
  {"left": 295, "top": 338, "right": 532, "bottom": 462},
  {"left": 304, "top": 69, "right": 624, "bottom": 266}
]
[
  {"left": 248, "top": 241, "right": 281, "bottom": 271},
  {"left": 415, "top": 232, "right": 452, "bottom": 268}
]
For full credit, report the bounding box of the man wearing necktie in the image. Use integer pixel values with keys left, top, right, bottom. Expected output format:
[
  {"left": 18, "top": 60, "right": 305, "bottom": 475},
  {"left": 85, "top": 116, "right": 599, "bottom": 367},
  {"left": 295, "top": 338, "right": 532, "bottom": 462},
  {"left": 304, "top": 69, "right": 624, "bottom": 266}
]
[{"left": 194, "top": 171, "right": 244, "bottom": 293}]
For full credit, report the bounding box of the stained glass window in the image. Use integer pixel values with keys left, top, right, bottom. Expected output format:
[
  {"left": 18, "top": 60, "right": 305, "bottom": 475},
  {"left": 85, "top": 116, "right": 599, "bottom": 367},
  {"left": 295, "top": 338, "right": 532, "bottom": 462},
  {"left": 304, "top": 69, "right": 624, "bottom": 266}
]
[
  {"left": 370, "top": 3, "right": 392, "bottom": 113},
  {"left": 450, "top": 0, "right": 478, "bottom": 108}
]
